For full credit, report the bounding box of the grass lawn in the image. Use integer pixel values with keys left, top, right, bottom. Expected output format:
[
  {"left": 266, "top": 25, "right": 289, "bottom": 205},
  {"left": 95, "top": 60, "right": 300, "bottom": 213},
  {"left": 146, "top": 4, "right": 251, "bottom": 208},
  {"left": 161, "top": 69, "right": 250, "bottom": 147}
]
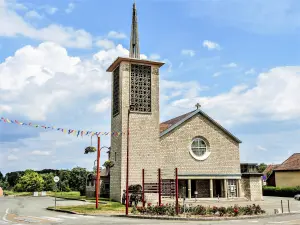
[
  {"left": 47, "top": 191, "right": 111, "bottom": 202},
  {"left": 49, "top": 202, "right": 129, "bottom": 214},
  {"left": 3, "top": 191, "right": 32, "bottom": 196}
]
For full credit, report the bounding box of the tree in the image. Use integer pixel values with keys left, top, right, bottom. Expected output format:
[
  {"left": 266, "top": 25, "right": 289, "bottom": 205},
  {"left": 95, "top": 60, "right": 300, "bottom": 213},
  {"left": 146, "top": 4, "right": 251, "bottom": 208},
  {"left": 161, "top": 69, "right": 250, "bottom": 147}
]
[
  {"left": 258, "top": 163, "right": 268, "bottom": 173},
  {"left": 5, "top": 171, "right": 24, "bottom": 187},
  {"left": 41, "top": 173, "right": 55, "bottom": 191},
  {"left": 0, "top": 171, "right": 3, "bottom": 181},
  {"left": 58, "top": 170, "right": 71, "bottom": 192},
  {"left": 0, "top": 180, "right": 9, "bottom": 190},
  {"left": 69, "top": 167, "right": 88, "bottom": 195},
  {"left": 14, "top": 170, "right": 44, "bottom": 192}
]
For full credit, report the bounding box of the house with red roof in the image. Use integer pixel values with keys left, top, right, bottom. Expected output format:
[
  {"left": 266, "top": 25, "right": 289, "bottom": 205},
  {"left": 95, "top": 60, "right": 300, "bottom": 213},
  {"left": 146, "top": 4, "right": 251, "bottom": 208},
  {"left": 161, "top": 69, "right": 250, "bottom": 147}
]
[{"left": 266, "top": 153, "right": 300, "bottom": 187}]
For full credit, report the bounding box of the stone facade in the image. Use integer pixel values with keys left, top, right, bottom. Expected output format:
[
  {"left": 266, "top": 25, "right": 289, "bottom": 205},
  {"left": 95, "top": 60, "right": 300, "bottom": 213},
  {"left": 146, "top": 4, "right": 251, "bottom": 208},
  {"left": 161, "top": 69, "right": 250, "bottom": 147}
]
[
  {"left": 110, "top": 60, "right": 162, "bottom": 202},
  {"left": 159, "top": 114, "right": 240, "bottom": 175},
  {"left": 241, "top": 176, "right": 263, "bottom": 201}
]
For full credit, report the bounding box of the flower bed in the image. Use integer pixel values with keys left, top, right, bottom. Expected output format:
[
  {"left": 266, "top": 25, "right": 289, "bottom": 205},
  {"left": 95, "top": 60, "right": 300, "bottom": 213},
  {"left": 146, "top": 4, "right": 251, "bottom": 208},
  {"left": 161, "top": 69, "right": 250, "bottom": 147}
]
[{"left": 132, "top": 203, "right": 265, "bottom": 217}]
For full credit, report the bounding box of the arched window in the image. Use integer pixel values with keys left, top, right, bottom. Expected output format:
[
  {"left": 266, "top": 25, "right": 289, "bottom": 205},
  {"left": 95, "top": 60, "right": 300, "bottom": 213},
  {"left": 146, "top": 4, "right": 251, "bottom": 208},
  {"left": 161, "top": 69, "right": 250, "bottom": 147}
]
[{"left": 189, "top": 137, "right": 210, "bottom": 160}]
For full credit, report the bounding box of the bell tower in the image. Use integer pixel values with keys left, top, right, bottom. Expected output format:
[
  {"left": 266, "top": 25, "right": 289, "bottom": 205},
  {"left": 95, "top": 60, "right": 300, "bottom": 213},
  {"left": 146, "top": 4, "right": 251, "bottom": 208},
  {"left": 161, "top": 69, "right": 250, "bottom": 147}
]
[{"left": 107, "top": 2, "right": 164, "bottom": 201}]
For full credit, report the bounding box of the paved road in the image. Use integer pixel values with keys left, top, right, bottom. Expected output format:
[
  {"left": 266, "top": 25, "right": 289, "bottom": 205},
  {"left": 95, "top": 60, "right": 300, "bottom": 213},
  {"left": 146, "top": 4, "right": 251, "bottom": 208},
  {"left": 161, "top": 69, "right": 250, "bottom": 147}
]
[{"left": 0, "top": 196, "right": 300, "bottom": 225}]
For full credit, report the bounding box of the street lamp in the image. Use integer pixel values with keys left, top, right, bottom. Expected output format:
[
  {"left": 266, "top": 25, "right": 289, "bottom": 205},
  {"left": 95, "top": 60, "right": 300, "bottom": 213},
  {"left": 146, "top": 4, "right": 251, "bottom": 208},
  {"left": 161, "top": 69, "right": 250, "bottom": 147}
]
[{"left": 95, "top": 141, "right": 111, "bottom": 209}]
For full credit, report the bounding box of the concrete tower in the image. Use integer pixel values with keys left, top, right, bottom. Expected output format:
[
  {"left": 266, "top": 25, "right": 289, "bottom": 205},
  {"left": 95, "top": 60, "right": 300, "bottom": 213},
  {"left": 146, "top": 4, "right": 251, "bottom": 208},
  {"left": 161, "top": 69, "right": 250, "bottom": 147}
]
[{"left": 107, "top": 2, "right": 164, "bottom": 201}]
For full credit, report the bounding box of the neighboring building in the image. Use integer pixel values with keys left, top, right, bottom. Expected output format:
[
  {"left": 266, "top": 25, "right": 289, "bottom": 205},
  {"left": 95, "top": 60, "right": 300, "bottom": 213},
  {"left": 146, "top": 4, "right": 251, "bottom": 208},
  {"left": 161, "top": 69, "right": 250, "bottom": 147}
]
[
  {"left": 0, "top": 187, "right": 3, "bottom": 197},
  {"left": 267, "top": 153, "right": 300, "bottom": 187},
  {"left": 263, "top": 164, "right": 279, "bottom": 186},
  {"left": 240, "top": 163, "right": 263, "bottom": 201},
  {"left": 107, "top": 3, "right": 263, "bottom": 202},
  {"left": 85, "top": 168, "right": 110, "bottom": 198}
]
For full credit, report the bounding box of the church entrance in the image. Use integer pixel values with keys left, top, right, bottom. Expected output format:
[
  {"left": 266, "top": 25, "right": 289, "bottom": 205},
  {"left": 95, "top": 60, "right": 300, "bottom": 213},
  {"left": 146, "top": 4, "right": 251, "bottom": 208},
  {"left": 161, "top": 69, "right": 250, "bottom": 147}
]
[{"left": 213, "top": 179, "right": 224, "bottom": 198}]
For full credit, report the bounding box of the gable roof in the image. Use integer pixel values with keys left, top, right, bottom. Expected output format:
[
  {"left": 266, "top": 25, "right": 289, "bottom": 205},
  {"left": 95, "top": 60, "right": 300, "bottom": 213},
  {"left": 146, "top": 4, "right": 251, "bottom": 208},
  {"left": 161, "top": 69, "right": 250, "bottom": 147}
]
[
  {"left": 274, "top": 153, "right": 300, "bottom": 171},
  {"left": 159, "top": 109, "right": 242, "bottom": 143},
  {"left": 263, "top": 164, "right": 280, "bottom": 175}
]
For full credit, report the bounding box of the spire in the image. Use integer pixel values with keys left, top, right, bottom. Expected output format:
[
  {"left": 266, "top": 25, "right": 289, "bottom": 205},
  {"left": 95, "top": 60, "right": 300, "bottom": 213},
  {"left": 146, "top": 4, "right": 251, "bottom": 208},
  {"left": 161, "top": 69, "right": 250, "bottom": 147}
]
[{"left": 129, "top": 1, "right": 140, "bottom": 59}]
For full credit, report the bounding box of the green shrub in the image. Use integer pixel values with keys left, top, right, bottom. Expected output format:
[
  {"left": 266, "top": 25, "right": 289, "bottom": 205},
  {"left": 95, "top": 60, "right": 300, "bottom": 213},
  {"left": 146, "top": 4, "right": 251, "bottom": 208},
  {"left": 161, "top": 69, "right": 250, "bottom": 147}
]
[
  {"left": 135, "top": 203, "right": 265, "bottom": 217},
  {"left": 263, "top": 186, "right": 300, "bottom": 197}
]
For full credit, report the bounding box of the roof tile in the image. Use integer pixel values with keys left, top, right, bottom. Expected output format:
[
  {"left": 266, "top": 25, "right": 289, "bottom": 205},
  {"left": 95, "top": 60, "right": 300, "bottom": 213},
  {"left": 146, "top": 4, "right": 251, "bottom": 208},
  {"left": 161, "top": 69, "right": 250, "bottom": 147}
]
[{"left": 275, "top": 153, "right": 300, "bottom": 171}]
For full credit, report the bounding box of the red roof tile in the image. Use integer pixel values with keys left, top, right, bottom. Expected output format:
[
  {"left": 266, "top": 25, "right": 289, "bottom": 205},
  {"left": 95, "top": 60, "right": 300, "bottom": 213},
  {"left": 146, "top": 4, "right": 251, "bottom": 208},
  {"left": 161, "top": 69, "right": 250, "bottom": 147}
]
[
  {"left": 275, "top": 153, "right": 300, "bottom": 171},
  {"left": 263, "top": 164, "right": 280, "bottom": 175}
]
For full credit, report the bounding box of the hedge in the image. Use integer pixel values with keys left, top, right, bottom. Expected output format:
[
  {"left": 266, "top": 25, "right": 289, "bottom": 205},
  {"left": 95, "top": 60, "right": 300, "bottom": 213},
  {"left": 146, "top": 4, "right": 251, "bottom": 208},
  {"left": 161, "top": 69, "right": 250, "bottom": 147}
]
[{"left": 263, "top": 186, "right": 300, "bottom": 197}]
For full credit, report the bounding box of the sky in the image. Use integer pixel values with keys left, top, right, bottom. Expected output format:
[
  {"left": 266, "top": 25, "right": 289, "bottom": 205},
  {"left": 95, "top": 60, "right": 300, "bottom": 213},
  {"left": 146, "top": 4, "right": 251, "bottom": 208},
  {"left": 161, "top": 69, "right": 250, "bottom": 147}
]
[{"left": 1, "top": 0, "right": 300, "bottom": 174}]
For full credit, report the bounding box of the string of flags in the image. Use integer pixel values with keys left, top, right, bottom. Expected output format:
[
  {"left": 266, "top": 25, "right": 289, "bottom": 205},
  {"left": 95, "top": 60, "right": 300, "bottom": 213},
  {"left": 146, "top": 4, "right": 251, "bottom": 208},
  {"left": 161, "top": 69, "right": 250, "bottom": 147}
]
[{"left": 0, "top": 117, "right": 124, "bottom": 137}]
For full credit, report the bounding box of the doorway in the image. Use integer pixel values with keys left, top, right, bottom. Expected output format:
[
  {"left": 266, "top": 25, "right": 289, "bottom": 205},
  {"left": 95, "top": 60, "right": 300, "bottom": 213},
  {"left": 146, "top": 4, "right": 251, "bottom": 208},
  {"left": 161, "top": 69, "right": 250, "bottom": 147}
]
[{"left": 213, "top": 179, "right": 223, "bottom": 197}]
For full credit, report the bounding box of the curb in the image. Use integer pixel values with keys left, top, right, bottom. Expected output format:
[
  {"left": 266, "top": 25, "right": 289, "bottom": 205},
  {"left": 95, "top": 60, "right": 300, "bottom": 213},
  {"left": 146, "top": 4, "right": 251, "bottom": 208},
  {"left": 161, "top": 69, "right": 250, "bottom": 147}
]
[
  {"left": 46, "top": 208, "right": 300, "bottom": 221},
  {"left": 46, "top": 208, "right": 122, "bottom": 217},
  {"left": 119, "top": 212, "right": 299, "bottom": 221}
]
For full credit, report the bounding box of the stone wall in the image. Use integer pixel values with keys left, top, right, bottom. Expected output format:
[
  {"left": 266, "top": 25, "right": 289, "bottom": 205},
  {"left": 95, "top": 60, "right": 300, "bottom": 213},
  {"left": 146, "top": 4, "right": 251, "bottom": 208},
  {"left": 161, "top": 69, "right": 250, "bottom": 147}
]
[
  {"left": 241, "top": 177, "right": 250, "bottom": 200},
  {"left": 249, "top": 176, "right": 263, "bottom": 201},
  {"left": 159, "top": 114, "right": 241, "bottom": 175},
  {"left": 110, "top": 60, "right": 161, "bottom": 202},
  {"left": 241, "top": 176, "right": 262, "bottom": 201}
]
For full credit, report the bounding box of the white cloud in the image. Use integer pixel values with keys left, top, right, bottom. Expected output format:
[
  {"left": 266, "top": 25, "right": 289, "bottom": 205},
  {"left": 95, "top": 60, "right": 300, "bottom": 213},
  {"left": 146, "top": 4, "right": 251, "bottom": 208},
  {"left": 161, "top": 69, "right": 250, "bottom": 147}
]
[
  {"left": 6, "top": 1, "right": 27, "bottom": 11},
  {"left": 94, "top": 98, "right": 111, "bottom": 113},
  {"left": 107, "top": 31, "right": 126, "bottom": 39},
  {"left": 166, "top": 66, "right": 300, "bottom": 127},
  {"left": 257, "top": 145, "right": 267, "bottom": 151},
  {"left": 181, "top": 49, "right": 195, "bottom": 57},
  {"left": 7, "top": 154, "right": 18, "bottom": 161},
  {"left": 96, "top": 39, "right": 115, "bottom": 49},
  {"left": 223, "top": 62, "right": 237, "bottom": 68},
  {"left": 31, "top": 150, "right": 52, "bottom": 156},
  {"left": 202, "top": 40, "right": 221, "bottom": 50},
  {"left": 0, "top": 42, "right": 132, "bottom": 120},
  {"left": 45, "top": 6, "right": 58, "bottom": 15},
  {"left": 65, "top": 3, "right": 75, "bottom": 14},
  {"left": 0, "top": 2, "right": 92, "bottom": 48},
  {"left": 0, "top": 105, "right": 12, "bottom": 113},
  {"left": 149, "top": 54, "right": 161, "bottom": 60},
  {"left": 25, "top": 10, "right": 43, "bottom": 20},
  {"left": 213, "top": 72, "right": 221, "bottom": 77},
  {"left": 245, "top": 68, "right": 256, "bottom": 75}
]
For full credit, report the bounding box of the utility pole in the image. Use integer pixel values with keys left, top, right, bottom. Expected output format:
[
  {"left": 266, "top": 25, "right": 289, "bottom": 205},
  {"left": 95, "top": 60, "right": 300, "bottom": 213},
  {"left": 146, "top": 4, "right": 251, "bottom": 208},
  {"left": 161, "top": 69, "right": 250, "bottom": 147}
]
[{"left": 95, "top": 136, "right": 101, "bottom": 209}]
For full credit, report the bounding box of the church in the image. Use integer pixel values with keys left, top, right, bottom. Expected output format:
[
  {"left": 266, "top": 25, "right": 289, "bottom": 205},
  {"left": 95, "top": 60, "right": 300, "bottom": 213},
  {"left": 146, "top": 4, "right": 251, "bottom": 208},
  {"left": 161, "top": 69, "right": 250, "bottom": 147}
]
[{"left": 106, "top": 3, "right": 263, "bottom": 203}]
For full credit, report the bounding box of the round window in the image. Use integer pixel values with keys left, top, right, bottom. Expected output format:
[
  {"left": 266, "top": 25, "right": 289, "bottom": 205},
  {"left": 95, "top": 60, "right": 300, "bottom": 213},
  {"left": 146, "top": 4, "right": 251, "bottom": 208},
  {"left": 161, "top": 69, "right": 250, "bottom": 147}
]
[{"left": 189, "top": 138, "right": 210, "bottom": 160}]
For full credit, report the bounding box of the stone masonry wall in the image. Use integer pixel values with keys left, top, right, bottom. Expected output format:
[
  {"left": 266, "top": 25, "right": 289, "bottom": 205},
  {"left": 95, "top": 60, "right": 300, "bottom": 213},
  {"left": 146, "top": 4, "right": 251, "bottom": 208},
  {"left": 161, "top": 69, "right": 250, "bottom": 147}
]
[
  {"left": 159, "top": 114, "right": 241, "bottom": 175},
  {"left": 110, "top": 61, "right": 161, "bottom": 202},
  {"left": 241, "top": 177, "right": 250, "bottom": 200},
  {"left": 249, "top": 176, "right": 263, "bottom": 201}
]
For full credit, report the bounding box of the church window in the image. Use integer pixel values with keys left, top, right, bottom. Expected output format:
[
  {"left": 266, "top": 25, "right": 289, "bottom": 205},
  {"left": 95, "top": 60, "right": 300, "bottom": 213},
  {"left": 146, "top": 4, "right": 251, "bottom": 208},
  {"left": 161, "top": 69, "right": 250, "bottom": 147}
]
[
  {"left": 113, "top": 66, "right": 120, "bottom": 117},
  {"left": 190, "top": 137, "right": 211, "bottom": 161},
  {"left": 130, "top": 64, "right": 151, "bottom": 112}
]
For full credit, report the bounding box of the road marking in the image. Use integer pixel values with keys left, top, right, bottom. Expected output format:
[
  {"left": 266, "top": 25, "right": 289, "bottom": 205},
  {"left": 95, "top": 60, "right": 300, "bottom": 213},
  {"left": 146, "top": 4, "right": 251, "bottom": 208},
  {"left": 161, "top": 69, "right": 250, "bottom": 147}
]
[
  {"left": 0, "top": 221, "right": 8, "bottom": 224},
  {"left": 248, "top": 221, "right": 258, "bottom": 223},
  {"left": 76, "top": 215, "right": 95, "bottom": 219},
  {"left": 57, "top": 215, "right": 78, "bottom": 219},
  {"left": 39, "top": 216, "right": 63, "bottom": 222},
  {"left": 267, "top": 219, "right": 300, "bottom": 224},
  {"left": 2, "top": 208, "right": 9, "bottom": 222}
]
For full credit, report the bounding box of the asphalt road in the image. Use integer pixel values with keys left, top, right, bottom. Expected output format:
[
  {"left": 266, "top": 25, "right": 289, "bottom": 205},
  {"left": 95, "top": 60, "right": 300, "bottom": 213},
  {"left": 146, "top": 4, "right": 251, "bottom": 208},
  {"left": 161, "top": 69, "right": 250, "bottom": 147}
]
[{"left": 1, "top": 196, "right": 300, "bottom": 225}]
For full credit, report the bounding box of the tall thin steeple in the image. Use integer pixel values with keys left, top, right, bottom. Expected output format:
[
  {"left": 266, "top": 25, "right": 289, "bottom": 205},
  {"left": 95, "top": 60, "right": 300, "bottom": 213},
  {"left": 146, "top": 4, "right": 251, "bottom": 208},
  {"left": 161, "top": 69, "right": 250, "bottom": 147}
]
[{"left": 129, "top": 1, "right": 140, "bottom": 59}]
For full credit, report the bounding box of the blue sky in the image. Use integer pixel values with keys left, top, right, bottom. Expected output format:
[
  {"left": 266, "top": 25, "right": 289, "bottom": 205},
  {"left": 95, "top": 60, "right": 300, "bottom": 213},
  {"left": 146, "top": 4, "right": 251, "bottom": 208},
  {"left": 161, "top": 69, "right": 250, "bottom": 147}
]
[{"left": 1, "top": 0, "right": 300, "bottom": 174}]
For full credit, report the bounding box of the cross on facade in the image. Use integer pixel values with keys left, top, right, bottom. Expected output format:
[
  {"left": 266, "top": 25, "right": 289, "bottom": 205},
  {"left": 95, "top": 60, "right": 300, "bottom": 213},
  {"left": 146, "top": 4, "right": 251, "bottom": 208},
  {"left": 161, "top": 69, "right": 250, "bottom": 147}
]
[{"left": 195, "top": 103, "right": 201, "bottom": 109}]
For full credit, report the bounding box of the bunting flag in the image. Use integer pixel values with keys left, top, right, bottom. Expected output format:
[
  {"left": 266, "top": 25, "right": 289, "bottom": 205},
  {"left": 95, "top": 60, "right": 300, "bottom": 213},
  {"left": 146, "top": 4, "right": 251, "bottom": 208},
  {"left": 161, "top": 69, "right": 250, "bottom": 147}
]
[{"left": 0, "top": 117, "right": 125, "bottom": 137}]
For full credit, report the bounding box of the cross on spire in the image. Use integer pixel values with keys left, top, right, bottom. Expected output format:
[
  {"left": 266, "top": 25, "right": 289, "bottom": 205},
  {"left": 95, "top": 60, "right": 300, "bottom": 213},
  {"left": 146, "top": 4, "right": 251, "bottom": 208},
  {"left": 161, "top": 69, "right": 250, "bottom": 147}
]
[
  {"left": 129, "top": 1, "right": 140, "bottom": 59},
  {"left": 195, "top": 103, "right": 201, "bottom": 109}
]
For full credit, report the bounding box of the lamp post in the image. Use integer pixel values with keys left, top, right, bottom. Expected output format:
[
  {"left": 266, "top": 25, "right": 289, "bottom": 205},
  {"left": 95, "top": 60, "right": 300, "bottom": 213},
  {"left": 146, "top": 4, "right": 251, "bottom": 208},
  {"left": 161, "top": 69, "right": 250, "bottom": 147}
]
[{"left": 95, "top": 142, "right": 111, "bottom": 209}]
